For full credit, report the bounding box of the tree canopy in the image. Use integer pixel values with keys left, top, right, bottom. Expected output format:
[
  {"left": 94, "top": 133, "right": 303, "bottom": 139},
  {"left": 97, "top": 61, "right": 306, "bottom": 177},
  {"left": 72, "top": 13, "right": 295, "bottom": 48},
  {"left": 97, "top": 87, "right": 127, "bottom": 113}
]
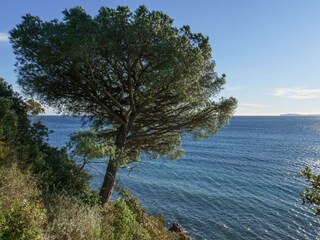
[{"left": 10, "top": 5, "right": 237, "bottom": 204}]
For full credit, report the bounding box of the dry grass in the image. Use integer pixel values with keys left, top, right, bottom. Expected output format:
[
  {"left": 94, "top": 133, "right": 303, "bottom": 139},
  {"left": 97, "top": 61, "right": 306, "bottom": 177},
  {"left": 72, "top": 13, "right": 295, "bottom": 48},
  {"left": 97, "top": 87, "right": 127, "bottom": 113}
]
[
  {"left": 0, "top": 163, "right": 39, "bottom": 204},
  {"left": 45, "top": 194, "right": 102, "bottom": 240}
]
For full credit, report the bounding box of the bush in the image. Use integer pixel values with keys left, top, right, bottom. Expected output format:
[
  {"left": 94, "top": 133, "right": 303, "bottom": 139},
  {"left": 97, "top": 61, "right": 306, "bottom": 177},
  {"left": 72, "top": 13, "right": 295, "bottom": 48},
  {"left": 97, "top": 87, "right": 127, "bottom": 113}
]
[
  {"left": 0, "top": 199, "right": 46, "bottom": 240},
  {"left": 101, "top": 190, "right": 185, "bottom": 240},
  {"left": 112, "top": 199, "right": 149, "bottom": 240},
  {"left": 32, "top": 145, "right": 100, "bottom": 205},
  {"left": 118, "top": 190, "right": 189, "bottom": 240},
  {"left": 0, "top": 164, "right": 46, "bottom": 240},
  {"left": 45, "top": 194, "right": 101, "bottom": 240},
  {"left": 0, "top": 164, "right": 40, "bottom": 206}
]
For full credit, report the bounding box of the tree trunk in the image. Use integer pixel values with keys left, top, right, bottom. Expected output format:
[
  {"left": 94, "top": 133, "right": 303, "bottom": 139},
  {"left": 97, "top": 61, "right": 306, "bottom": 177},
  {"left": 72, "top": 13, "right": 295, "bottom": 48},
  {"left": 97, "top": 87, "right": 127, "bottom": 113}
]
[
  {"left": 99, "top": 124, "right": 127, "bottom": 206},
  {"left": 100, "top": 158, "right": 118, "bottom": 206}
]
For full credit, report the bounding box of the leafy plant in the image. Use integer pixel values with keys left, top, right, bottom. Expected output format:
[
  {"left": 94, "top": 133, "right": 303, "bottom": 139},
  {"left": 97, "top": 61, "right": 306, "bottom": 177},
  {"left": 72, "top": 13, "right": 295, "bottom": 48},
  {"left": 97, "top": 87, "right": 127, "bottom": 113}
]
[
  {"left": 300, "top": 166, "right": 320, "bottom": 215},
  {"left": 0, "top": 199, "right": 46, "bottom": 240},
  {"left": 0, "top": 164, "right": 46, "bottom": 240},
  {"left": 67, "top": 129, "right": 115, "bottom": 174}
]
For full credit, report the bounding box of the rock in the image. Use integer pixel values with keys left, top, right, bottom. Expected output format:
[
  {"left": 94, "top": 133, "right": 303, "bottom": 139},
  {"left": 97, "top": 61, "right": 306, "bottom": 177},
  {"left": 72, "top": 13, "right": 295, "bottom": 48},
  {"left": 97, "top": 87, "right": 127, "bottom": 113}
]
[{"left": 169, "top": 223, "right": 193, "bottom": 240}]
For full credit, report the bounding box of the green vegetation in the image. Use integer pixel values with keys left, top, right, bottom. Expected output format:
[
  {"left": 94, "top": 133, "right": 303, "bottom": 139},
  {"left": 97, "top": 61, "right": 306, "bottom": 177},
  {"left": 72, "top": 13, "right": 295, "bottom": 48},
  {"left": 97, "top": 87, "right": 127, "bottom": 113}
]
[
  {"left": 45, "top": 194, "right": 102, "bottom": 239},
  {"left": 0, "top": 164, "right": 46, "bottom": 240},
  {"left": 300, "top": 167, "right": 320, "bottom": 215},
  {"left": 10, "top": 5, "right": 237, "bottom": 205},
  {"left": 0, "top": 78, "right": 98, "bottom": 205},
  {"left": 0, "top": 78, "right": 190, "bottom": 239}
]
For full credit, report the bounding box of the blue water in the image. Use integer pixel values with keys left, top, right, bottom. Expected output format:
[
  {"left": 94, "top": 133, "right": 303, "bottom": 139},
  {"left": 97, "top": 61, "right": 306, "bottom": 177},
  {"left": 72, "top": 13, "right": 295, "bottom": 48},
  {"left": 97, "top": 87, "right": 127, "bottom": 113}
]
[{"left": 36, "top": 116, "right": 320, "bottom": 239}]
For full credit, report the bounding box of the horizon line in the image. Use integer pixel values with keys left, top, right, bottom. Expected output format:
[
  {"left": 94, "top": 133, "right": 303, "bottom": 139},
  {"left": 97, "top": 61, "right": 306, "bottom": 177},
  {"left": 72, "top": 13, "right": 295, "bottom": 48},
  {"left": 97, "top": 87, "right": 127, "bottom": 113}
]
[{"left": 36, "top": 114, "right": 320, "bottom": 117}]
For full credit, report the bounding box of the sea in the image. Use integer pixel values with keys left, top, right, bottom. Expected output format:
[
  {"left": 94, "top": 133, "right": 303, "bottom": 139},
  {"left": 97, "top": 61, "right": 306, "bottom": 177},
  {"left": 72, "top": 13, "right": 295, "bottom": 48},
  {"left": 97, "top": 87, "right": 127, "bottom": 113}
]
[{"left": 36, "top": 115, "right": 320, "bottom": 240}]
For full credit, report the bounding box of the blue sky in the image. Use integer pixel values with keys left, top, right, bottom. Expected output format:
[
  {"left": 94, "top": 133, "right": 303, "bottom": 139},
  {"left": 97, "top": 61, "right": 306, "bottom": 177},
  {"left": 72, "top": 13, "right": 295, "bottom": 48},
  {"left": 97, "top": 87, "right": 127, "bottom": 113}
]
[{"left": 1, "top": 0, "right": 320, "bottom": 115}]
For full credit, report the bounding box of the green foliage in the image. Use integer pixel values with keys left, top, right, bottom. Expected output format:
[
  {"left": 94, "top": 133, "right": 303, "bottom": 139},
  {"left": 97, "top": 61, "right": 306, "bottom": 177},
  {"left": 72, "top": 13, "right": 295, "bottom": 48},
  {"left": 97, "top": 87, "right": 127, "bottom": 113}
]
[
  {"left": 113, "top": 199, "right": 149, "bottom": 240},
  {"left": 25, "top": 99, "right": 45, "bottom": 116},
  {"left": 67, "top": 130, "right": 116, "bottom": 172},
  {"left": 10, "top": 5, "right": 237, "bottom": 203},
  {"left": 33, "top": 145, "right": 100, "bottom": 205},
  {"left": 110, "top": 189, "right": 189, "bottom": 240},
  {"left": 0, "top": 164, "right": 38, "bottom": 203},
  {"left": 0, "top": 98, "right": 18, "bottom": 153},
  {"left": 0, "top": 164, "right": 46, "bottom": 240},
  {"left": 300, "top": 166, "right": 320, "bottom": 215},
  {"left": 0, "top": 199, "right": 46, "bottom": 240},
  {"left": 10, "top": 5, "right": 237, "bottom": 166},
  {"left": 0, "top": 78, "right": 98, "bottom": 204},
  {"left": 69, "top": 130, "right": 115, "bottom": 160},
  {"left": 0, "top": 79, "right": 29, "bottom": 147}
]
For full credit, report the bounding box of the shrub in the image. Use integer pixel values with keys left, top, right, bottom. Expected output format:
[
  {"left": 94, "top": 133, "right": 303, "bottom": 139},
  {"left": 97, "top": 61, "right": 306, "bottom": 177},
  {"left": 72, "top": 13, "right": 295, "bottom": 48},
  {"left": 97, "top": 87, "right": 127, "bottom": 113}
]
[
  {"left": 0, "top": 164, "right": 46, "bottom": 240},
  {"left": 0, "top": 199, "right": 46, "bottom": 240},
  {"left": 119, "top": 190, "right": 189, "bottom": 240},
  {"left": 0, "top": 164, "right": 39, "bottom": 206},
  {"left": 101, "top": 189, "right": 185, "bottom": 240},
  {"left": 45, "top": 194, "right": 102, "bottom": 240},
  {"left": 100, "top": 199, "right": 149, "bottom": 240},
  {"left": 32, "top": 145, "right": 100, "bottom": 205}
]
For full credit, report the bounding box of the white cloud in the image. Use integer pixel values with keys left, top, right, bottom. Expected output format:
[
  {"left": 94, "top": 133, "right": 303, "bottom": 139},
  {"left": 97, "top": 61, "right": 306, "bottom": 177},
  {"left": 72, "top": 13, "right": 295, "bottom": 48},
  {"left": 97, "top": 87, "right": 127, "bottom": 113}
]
[
  {"left": 0, "top": 32, "right": 9, "bottom": 43},
  {"left": 274, "top": 88, "right": 320, "bottom": 99}
]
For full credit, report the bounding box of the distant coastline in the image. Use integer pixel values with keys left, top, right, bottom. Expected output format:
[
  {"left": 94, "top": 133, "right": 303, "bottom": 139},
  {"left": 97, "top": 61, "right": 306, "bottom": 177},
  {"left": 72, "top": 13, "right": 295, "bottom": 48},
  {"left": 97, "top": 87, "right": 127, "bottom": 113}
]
[{"left": 280, "top": 113, "right": 320, "bottom": 116}]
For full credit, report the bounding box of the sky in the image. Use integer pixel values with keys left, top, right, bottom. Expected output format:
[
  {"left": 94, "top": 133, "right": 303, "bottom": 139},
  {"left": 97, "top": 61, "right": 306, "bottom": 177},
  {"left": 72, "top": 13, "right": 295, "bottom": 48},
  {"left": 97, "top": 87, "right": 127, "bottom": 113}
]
[{"left": 1, "top": 0, "right": 320, "bottom": 115}]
